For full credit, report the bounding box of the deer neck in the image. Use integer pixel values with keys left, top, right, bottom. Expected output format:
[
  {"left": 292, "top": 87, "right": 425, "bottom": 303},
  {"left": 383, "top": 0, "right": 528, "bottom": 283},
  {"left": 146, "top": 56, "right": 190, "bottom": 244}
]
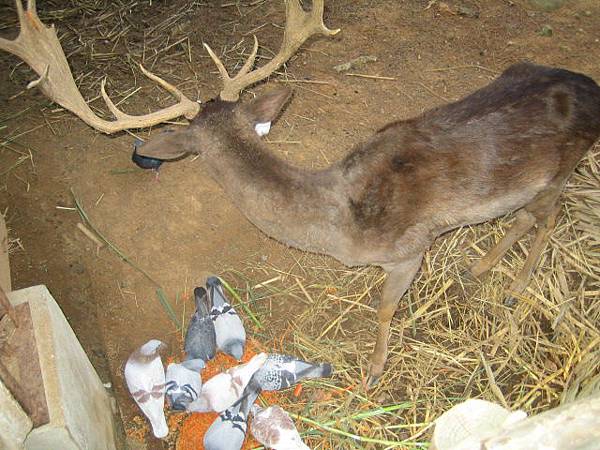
[{"left": 200, "top": 124, "right": 345, "bottom": 253}]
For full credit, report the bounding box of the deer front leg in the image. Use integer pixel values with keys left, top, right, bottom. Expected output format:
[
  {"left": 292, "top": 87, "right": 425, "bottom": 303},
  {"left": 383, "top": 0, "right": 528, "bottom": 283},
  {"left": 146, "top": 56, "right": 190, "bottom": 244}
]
[{"left": 366, "top": 255, "right": 423, "bottom": 387}]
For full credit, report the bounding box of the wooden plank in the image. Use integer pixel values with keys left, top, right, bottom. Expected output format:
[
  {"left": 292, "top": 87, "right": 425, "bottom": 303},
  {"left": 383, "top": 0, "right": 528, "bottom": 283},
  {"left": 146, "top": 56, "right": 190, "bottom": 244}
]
[
  {"left": 0, "top": 285, "right": 16, "bottom": 326},
  {"left": 0, "top": 302, "right": 49, "bottom": 426},
  {"left": 0, "top": 214, "right": 10, "bottom": 293}
]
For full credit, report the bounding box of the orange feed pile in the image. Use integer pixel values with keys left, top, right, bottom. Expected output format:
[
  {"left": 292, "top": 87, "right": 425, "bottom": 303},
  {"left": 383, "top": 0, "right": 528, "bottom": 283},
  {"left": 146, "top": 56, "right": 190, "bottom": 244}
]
[
  {"left": 176, "top": 338, "right": 285, "bottom": 450},
  {"left": 124, "top": 414, "right": 151, "bottom": 443}
]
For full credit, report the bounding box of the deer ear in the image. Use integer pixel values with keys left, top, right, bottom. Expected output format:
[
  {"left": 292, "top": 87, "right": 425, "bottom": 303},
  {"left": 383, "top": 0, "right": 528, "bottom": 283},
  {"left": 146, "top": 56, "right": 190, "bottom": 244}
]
[
  {"left": 135, "top": 126, "right": 196, "bottom": 160},
  {"left": 243, "top": 87, "right": 292, "bottom": 126}
]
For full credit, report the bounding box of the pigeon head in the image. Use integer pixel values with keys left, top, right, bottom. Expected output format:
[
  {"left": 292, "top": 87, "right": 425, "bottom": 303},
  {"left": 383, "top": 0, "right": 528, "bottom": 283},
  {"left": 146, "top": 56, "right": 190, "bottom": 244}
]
[
  {"left": 168, "top": 392, "right": 193, "bottom": 411},
  {"left": 165, "top": 360, "right": 203, "bottom": 411}
]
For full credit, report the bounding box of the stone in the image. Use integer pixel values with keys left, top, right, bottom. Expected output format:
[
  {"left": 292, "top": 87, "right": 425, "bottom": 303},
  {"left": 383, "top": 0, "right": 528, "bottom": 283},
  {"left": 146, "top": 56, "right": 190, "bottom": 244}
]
[
  {"left": 0, "top": 378, "right": 32, "bottom": 450},
  {"left": 7, "top": 285, "right": 117, "bottom": 450}
]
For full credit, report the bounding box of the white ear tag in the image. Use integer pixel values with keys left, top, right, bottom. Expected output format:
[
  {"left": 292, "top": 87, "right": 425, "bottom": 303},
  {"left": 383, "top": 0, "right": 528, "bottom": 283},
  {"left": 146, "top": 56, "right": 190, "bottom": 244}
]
[{"left": 254, "top": 121, "right": 271, "bottom": 136}]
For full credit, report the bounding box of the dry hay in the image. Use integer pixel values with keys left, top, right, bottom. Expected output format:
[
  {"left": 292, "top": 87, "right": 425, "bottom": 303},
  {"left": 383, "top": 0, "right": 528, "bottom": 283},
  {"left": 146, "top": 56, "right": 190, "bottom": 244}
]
[{"left": 221, "top": 144, "right": 600, "bottom": 448}]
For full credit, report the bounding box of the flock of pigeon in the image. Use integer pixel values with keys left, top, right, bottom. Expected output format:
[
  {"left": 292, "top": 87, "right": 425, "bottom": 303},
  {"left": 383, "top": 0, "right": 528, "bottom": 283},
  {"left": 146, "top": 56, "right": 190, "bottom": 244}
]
[{"left": 124, "top": 276, "right": 333, "bottom": 449}]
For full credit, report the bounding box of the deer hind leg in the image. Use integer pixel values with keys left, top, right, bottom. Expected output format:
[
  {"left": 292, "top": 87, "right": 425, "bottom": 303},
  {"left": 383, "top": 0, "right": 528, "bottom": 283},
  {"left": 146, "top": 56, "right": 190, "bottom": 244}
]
[
  {"left": 504, "top": 202, "right": 561, "bottom": 305},
  {"left": 470, "top": 209, "right": 537, "bottom": 278},
  {"left": 470, "top": 186, "right": 562, "bottom": 304},
  {"left": 366, "top": 254, "right": 423, "bottom": 388}
]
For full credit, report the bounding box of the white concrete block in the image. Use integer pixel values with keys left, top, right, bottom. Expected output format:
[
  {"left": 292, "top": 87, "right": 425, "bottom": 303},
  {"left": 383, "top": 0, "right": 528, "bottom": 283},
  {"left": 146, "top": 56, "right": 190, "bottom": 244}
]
[
  {"left": 0, "top": 377, "right": 32, "bottom": 450},
  {"left": 8, "top": 285, "right": 117, "bottom": 450}
]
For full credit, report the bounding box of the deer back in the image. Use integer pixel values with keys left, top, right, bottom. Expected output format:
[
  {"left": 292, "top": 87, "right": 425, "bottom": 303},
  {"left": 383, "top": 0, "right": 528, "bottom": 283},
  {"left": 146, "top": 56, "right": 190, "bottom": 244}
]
[{"left": 333, "top": 63, "right": 600, "bottom": 261}]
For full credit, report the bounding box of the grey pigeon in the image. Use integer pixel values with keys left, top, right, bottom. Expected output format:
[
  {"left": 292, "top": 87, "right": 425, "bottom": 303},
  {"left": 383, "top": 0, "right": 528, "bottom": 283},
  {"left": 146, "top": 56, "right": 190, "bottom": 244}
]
[
  {"left": 132, "top": 139, "right": 163, "bottom": 181},
  {"left": 248, "top": 353, "right": 333, "bottom": 392},
  {"left": 184, "top": 287, "right": 217, "bottom": 362},
  {"left": 203, "top": 384, "right": 261, "bottom": 450},
  {"left": 165, "top": 358, "right": 204, "bottom": 411},
  {"left": 207, "top": 276, "right": 246, "bottom": 360}
]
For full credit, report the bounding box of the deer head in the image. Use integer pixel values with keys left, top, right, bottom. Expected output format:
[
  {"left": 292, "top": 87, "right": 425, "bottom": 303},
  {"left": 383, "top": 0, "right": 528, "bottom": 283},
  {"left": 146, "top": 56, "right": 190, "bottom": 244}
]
[{"left": 136, "top": 86, "right": 294, "bottom": 161}]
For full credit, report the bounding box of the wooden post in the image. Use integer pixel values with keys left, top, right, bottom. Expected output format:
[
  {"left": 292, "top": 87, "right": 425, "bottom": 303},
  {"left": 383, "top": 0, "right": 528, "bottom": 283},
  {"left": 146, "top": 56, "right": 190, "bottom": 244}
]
[{"left": 0, "top": 213, "right": 10, "bottom": 293}]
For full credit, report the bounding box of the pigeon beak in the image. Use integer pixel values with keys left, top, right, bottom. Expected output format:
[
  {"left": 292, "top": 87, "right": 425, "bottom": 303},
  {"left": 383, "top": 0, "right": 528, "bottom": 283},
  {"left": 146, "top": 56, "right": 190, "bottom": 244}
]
[{"left": 172, "top": 402, "right": 187, "bottom": 411}]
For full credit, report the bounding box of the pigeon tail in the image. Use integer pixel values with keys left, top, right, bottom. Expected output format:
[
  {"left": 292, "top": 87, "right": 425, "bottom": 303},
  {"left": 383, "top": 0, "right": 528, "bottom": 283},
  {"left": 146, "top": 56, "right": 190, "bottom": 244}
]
[
  {"left": 187, "top": 394, "right": 211, "bottom": 413},
  {"left": 138, "top": 339, "right": 165, "bottom": 357},
  {"left": 206, "top": 276, "right": 221, "bottom": 290},
  {"left": 193, "top": 287, "right": 212, "bottom": 316},
  {"left": 237, "top": 384, "right": 261, "bottom": 417},
  {"left": 181, "top": 358, "right": 205, "bottom": 371},
  {"left": 206, "top": 276, "right": 227, "bottom": 307},
  {"left": 318, "top": 362, "right": 333, "bottom": 378},
  {"left": 297, "top": 362, "right": 333, "bottom": 380},
  {"left": 223, "top": 340, "right": 245, "bottom": 361},
  {"left": 147, "top": 406, "right": 169, "bottom": 438},
  {"left": 245, "top": 376, "right": 263, "bottom": 399}
]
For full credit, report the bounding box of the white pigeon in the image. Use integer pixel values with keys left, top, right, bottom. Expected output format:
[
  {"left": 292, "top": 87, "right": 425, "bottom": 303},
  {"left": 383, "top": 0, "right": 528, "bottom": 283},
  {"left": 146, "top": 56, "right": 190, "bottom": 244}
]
[
  {"left": 187, "top": 352, "right": 267, "bottom": 413},
  {"left": 124, "top": 339, "right": 168, "bottom": 438},
  {"left": 206, "top": 276, "right": 246, "bottom": 360},
  {"left": 251, "top": 404, "right": 310, "bottom": 450},
  {"left": 165, "top": 358, "right": 204, "bottom": 411}
]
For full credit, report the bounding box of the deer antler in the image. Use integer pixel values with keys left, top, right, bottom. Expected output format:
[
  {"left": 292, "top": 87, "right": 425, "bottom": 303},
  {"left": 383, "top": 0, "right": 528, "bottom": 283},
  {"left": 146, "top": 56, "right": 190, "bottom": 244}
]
[
  {"left": 205, "top": 0, "right": 340, "bottom": 102},
  {"left": 0, "top": 0, "right": 200, "bottom": 134}
]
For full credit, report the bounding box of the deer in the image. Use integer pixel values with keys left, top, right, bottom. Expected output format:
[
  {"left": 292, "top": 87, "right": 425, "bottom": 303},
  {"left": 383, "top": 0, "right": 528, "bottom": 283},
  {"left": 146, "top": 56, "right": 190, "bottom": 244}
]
[{"left": 2, "top": 0, "right": 600, "bottom": 387}]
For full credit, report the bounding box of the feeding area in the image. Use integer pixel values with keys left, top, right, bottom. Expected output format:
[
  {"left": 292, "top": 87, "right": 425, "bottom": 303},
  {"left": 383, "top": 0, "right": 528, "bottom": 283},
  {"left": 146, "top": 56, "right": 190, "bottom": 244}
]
[{"left": 0, "top": 0, "right": 599, "bottom": 449}]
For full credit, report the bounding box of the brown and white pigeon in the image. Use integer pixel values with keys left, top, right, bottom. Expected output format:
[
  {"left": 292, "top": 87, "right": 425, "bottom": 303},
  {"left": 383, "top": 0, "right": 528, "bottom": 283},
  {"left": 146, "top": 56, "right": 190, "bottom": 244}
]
[
  {"left": 187, "top": 352, "right": 267, "bottom": 413},
  {"left": 124, "top": 339, "right": 168, "bottom": 438},
  {"left": 251, "top": 404, "right": 310, "bottom": 450}
]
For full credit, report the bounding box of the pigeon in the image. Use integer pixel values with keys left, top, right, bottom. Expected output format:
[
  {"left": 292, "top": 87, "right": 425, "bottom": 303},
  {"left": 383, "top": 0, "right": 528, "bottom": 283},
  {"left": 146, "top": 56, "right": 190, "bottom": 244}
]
[
  {"left": 251, "top": 404, "right": 310, "bottom": 450},
  {"left": 124, "top": 339, "right": 169, "bottom": 438},
  {"left": 184, "top": 287, "right": 217, "bottom": 363},
  {"left": 132, "top": 139, "right": 164, "bottom": 177},
  {"left": 132, "top": 150, "right": 163, "bottom": 171},
  {"left": 248, "top": 354, "right": 333, "bottom": 392},
  {"left": 165, "top": 358, "right": 205, "bottom": 411},
  {"left": 203, "top": 384, "right": 261, "bottom": 450},
  {"left": 187, "top": 352, "right": 267, "bottom": 413},
  {"left": 207, "top": 276, "right": 246, "bottom": 360}
]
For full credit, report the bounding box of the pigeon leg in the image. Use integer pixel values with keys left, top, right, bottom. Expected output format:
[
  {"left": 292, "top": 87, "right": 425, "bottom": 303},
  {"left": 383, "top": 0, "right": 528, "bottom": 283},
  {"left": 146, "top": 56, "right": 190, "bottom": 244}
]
[{"left": 365, "top": 254, "right": 423, "bottom": 388}]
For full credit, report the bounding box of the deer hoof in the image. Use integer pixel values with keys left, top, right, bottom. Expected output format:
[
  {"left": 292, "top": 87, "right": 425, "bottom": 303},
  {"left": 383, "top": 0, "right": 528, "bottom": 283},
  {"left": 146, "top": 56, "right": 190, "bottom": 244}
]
[{"left": 362, "top": 374, "right": 380, "bottom": 390}]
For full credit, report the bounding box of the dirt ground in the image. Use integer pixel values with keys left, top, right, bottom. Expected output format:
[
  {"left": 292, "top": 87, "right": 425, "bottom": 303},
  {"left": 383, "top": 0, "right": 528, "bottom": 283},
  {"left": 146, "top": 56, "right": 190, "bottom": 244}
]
[{"left": 1, "top": 0, "right": 599, "bottom": 448}]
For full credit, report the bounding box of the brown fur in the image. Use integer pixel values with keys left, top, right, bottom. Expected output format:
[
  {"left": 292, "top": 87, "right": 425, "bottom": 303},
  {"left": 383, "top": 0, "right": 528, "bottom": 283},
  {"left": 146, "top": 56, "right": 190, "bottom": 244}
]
[{"left": 137, "top": 62, "right": 600, "bottom": 382}]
